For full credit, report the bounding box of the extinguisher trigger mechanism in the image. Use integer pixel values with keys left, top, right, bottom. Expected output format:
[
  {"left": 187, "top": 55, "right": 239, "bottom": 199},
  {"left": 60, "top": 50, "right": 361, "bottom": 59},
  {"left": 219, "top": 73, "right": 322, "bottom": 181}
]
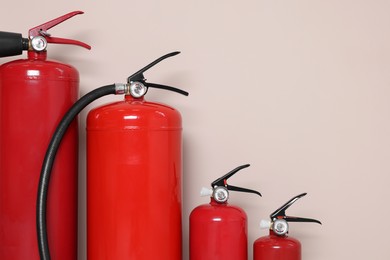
[
  {"left": 211, "top": 164, "right": 250, "bottom": 187},
  {"left": 210, "top": 164, "right": 261, "bottom": 203},
  {"left": 28, "top": 11, "right": 91, "bottom": 51},
  {"left": 269, "top": 193, "right": 322, "bottom": 236},
  {"left": 126, "top": 52, "right": 189, "bottom": 98},
  {"left": 227, "top": 184, "right": 262, "bottom": 197}
]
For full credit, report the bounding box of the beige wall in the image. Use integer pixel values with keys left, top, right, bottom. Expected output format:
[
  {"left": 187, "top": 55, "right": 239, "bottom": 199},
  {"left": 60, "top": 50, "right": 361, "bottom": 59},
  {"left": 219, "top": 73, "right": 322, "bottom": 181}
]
[{"left": 2, "top": 0, "right": 390, "bottom": 259}]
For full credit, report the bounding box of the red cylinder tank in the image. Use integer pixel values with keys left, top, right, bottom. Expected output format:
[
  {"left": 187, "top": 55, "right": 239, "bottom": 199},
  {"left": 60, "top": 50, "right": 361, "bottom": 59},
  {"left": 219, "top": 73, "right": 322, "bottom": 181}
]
[
  {"left": 252, "top": 193, "right": 321, "bottom": 260},
  {"left": 87, "top": 94, "right": 183, "bottom": 259},
  {"left": 190, "top": 198, "right": 248, "bottom": 260},
  {"left": 0, "top": 11, "right": 90, "bottom": 259},
  {"left": 190, "top": 164, "right": 261, "bottom": 260},
  {"left": 0, "top": 51, "right": 79, "bottom": 259},
  {"left": 253, "top": 230, "right": 301, "bottom": 260}
]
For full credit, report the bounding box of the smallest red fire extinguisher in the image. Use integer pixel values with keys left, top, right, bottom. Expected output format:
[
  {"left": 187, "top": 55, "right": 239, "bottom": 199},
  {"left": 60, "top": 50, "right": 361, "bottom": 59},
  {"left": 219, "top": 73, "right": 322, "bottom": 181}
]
[
  {"left": 190, "top": 164, "right": 261, "bottom": 260},
  {"left": 253, "top": 193, "right": 321, "bottom": 260}
]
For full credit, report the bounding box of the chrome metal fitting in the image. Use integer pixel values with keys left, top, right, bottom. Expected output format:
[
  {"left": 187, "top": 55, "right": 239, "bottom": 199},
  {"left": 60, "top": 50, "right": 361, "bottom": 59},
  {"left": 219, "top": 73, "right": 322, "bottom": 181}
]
[
  {"left": 129, "top": 81, "right": 148, "bottom": 98},
  {"left": 115, "top": 83, "right": 127, "bottom": 95},
  {"left": 272, "top": 219, "right": 289, "bottom": 236},
  {"left": 212, "top": 186, "right": 229, "bottom": 203},
  {"left": 31, "top": 36, "right": 47, "bottom": 52}
]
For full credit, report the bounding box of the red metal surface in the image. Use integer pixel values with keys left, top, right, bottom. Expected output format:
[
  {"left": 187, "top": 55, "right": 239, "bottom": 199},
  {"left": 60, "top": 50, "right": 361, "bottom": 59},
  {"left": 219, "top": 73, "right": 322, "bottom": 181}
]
[
  {"left": 87, "top": 95, "right": 182, "bottom": 259},
  {"left": 253, "top": 230, "right": 301, "bottom": 260},
  {"left": 190, "top": 198, "right": 248, "bottom": 260},
  {"left": 0, "top": 51, "right": 78, "bottom": 259}
]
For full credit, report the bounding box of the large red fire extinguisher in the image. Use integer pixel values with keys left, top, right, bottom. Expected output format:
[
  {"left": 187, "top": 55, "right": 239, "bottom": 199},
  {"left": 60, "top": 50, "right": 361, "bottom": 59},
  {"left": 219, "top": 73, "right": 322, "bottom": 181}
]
[
  {"left": 35, "top": 51, "right": 188, "bottom": 259},
  {"left": 0, "top": 11, "right": 90, "bottom": 260},
  {"left": 253, "top": 193, "right": 321, "bottom": 260},
  {"left": 190, "top": 164, "right": 262, "bottom": 260}
]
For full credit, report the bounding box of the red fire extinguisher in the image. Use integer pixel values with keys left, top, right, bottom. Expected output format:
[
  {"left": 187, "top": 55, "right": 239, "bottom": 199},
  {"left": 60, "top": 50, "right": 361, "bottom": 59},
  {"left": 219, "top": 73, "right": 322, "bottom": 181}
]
[
  {"left": 253, "top": 193, "right": 321, "bottom": 260},
  {"left": 35, "top": 51, "right": 188, "bottom": 259},
  {"left": 0, "top": 11, "right": 90, "bottom": 260},
  {"left": 87, "top": 52, "right": 188, "bottom": 260},
  {"left": 190, "top": 164, "right": 262, "bottom": 260}
]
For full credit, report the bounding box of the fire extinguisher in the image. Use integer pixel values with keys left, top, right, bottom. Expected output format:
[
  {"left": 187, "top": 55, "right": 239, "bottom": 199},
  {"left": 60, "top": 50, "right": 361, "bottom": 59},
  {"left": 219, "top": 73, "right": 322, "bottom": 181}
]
[
  {"left": 190, "top": 164, "right": 261, "bottom": 260},
  {"left": 36, "top": 51, "right": 188, "bottom": 259},
  {"left": 0, "top": 11, "right": 90, "bottom": 260},
  {"left": 253, "top": 193, "right": 321, "bottom": 260}
]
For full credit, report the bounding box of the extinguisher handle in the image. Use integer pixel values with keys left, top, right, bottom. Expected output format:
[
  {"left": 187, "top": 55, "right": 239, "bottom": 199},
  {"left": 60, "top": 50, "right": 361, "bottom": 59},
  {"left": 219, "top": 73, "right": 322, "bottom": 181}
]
[
  {"left": 126, "top": 51, "right": 189, "bottom": 97},
  {"left": 210, "top": 164, "right": 262, "bottom": 196},
  {"left": 284, "top": 216, "right": 322, "bottom": 225},
  {"left": 271, "top": 193, "right": 306, "bottom": 219},
  {"left": 226, "top": 184, "right": 262, "bottom": 197},
  {"left": 45, "top": 36, "right": 91, "bottom": 50},
  {"left": 28, "top": 11, "right": 91, "bottom": 50},
  {"left": 211, "top": 164, "right": 250, "bottom": 187},
  {"left": 146, "top": 82, "right": 189, "bottom": 96},
  {"left": 270, "top": 193, "right": 322, "bottom": 225},
  {"left": 127, "top": 51, "right": 180, "bottom": 82},
  {"left": 0, "top": 31, "right": 29, "bottom": 57}
]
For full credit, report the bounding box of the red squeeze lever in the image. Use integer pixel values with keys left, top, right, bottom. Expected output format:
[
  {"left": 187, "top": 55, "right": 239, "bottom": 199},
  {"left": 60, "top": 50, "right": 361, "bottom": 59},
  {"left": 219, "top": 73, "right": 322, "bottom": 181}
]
[{"left": 28, "top": 11, "right": 91, "bottom": 50}]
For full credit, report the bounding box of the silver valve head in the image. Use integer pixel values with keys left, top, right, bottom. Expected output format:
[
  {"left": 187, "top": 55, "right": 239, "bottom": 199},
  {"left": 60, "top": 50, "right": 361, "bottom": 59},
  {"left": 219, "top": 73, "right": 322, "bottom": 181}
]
[
  {"left": 269, "top": 193, "right": 322, "bottom": 236},
  {"left": 126, "top": 51, "right": 189, "bottom": 99},
  {"left": 210, "top": 164, "right": 261, "bottom": 204}
]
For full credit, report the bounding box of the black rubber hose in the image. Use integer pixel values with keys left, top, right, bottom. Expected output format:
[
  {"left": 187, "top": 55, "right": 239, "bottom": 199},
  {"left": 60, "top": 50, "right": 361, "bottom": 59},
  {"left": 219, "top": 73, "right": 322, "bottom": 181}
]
[
  {"left": 0, "top": 31, "right": 29, "bottom": 57},
  {"left": 37, "top": 84, "right": 117, "bottom": 260}
]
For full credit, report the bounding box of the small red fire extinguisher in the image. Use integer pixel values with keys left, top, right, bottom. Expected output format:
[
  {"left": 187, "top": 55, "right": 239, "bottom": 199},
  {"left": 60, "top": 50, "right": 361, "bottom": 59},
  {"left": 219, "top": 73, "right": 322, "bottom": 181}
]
[
  {"left": 35, "top": 52, "right": 188, "bottom": 259},
  {"left": 0, "top": 11, "right": 90, "bottom": 260},
  {"left": 190, "top": 164, "right": 261, "bottom": 260},
  {"left": 253, "top": 193, "right": 321, "bottom": 260}
]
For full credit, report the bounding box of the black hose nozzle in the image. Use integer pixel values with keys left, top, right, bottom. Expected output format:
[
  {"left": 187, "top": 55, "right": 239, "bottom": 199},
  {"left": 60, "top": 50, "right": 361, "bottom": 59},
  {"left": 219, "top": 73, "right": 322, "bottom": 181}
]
[{"left": 0, "top": 31, "right": 29, "bottom": 58}]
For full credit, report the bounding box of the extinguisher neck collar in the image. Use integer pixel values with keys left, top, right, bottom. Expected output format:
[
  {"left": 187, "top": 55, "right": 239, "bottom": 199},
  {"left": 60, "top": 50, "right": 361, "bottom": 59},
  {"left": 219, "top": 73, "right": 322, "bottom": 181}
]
[
  {"left": 270, "top": 230, "right": 286, "bottom": 237},
  {"left": 27, "top": 50, "right": 47, "bottom": 60},
  {"left": 210, "top": 197, "right": 227, "bottom": 205},
  {"left": 125, "top": 94, "right": 144, "bottom": 102}
]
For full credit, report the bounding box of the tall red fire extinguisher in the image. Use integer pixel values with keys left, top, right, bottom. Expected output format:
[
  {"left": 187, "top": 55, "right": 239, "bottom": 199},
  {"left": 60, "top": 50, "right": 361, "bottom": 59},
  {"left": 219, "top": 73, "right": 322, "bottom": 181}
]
[
  {"left": 35, "top": 51, "right": 188, "bottom": 259},
  {"left": 253, "top": 193, "right": 321, "bottom": 260},
  {"left": 0, "top": 11, "right": 90, "bottom": 260},
  {"left": 190, "top": 164, "right": 261, "bottom": 260},
  {"left": 87, "top": 52, "right": 188, "bottom": 260}
]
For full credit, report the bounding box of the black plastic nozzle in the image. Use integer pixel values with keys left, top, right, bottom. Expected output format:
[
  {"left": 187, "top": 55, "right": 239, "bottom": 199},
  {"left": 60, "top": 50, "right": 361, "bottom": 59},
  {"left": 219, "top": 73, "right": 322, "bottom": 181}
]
[
  {"left": 211, "top": 164, "right": 262, "bottom": 197},
  {"left": 0, "top": 31, "right": 29, "bottom": 58},
  {"left": 270, "top": 193, "right": 321, "bottom": 224},
  {"left": 127, "top": 51, "right": 189, "bottom": 96}
]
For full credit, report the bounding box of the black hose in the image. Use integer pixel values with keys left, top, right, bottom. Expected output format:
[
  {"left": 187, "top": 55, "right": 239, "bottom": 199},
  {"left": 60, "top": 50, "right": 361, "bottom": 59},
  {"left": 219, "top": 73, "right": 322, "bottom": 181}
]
[{"left": 37, "top": 84, "right": 117, "bottom": 260}]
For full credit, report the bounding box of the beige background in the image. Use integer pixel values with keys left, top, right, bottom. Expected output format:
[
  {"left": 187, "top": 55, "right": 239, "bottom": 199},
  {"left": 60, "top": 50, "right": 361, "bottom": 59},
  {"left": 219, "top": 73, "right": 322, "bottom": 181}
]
[{"left": 2, "top": 0, "right": 390, "bottom": 259}]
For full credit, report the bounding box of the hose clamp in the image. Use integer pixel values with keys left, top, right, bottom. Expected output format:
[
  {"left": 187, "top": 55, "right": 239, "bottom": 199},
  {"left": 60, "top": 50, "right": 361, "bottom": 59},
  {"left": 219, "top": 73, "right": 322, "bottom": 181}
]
[{"left": 115, "top": 83, "right": 127, "bottom": 95}]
